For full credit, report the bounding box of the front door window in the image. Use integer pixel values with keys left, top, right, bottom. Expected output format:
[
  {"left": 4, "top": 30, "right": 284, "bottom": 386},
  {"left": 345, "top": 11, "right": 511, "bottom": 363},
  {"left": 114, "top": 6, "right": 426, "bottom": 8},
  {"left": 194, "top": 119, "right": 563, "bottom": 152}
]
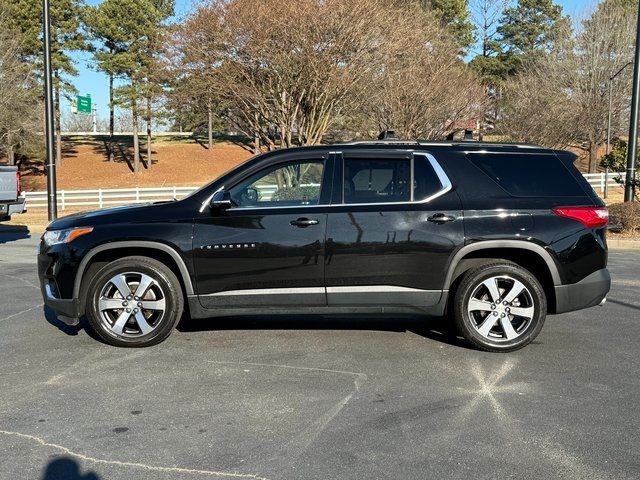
[{"left": 230, "top": 160, "right": 325, "bottom": 208}]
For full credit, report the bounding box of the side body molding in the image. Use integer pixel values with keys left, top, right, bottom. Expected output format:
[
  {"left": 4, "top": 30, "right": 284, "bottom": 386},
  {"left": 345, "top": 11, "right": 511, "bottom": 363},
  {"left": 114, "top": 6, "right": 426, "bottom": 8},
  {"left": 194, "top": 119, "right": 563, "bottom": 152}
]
[
  {"left": 73, "top": 241, "right": 195, "bottom": 300},
  {"left": 443, "top": 240, "right": 562, "bottom": 288}
]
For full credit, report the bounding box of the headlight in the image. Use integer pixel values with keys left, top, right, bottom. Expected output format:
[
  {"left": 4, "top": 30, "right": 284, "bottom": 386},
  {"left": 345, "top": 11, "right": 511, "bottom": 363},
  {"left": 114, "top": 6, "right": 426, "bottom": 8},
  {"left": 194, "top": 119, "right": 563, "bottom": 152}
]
[{"left": 42, "top": 227, "right": 94, "bottom": 247}]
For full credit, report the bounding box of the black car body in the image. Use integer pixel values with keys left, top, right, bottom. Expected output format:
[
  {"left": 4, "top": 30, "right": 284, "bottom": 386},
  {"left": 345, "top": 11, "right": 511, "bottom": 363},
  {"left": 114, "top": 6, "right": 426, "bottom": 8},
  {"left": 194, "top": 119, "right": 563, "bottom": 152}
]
[{"left": 38, "top": 141, "right": 610, "bottom": 351}]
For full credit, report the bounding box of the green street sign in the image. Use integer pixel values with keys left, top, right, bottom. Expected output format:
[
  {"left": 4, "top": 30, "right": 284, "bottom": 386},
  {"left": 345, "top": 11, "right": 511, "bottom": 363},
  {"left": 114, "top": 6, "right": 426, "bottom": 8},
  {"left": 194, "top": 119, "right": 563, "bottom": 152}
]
[{"left": 76, "top": 94, "right": 92, "bottom": 114}]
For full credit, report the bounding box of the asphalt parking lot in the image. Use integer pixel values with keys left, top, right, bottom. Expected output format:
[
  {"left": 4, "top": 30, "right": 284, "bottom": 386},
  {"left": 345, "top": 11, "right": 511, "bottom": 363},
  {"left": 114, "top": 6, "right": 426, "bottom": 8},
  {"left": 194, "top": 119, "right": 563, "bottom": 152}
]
[{"left": 0, "top": 228, "right": 639, "bottom": 480}]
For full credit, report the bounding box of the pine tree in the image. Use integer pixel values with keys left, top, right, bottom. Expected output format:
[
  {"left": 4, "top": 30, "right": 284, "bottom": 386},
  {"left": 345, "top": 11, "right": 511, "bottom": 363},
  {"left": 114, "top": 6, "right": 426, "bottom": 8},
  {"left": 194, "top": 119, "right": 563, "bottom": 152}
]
[
  {"left": 420, "top": 0, "right": 475, "bottom": 50},
  {"left": 86, "top": 0, "right": 173, "bottom": 173},
  {"left": 497, "top": 0, "right": 569, "bottom": 73},
  {"left": 5, "top": 0, "right": 89, "bottom": 167}
]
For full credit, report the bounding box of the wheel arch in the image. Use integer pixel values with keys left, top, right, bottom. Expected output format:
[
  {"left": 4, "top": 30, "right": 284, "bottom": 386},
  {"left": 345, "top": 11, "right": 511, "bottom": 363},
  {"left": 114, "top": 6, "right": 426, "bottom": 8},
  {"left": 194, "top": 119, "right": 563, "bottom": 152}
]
[
  {"left": 444, "top": 241, "right": 561, "bottom": 311},
  {"left": 74, "top": 241, "right": 194, "bottom": 314}
]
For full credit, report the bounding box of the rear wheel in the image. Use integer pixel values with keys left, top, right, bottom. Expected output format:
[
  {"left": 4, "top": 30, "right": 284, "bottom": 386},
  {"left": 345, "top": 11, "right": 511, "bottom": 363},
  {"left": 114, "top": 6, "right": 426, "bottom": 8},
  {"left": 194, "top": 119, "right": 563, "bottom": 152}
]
[
  {"left": 453, "top": 262, "right": 546, "bottom": 352},
  {"left": 85, "top": 256, "right": 183, "bottom": 347}
]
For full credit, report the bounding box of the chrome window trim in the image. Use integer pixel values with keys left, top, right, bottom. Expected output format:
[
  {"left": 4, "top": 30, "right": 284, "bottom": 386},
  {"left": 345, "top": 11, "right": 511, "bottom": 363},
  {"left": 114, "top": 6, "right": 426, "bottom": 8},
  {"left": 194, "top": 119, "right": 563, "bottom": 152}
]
[{"left": 199, "top": 152, "right": 452, "bottom": 212}]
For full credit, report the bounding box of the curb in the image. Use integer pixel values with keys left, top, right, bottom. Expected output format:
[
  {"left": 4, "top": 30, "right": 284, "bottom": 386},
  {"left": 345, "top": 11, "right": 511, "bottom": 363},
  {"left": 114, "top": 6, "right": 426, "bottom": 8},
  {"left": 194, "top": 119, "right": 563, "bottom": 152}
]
[{"left": 608, "top": 238, "right": 640, "bottom": 250}]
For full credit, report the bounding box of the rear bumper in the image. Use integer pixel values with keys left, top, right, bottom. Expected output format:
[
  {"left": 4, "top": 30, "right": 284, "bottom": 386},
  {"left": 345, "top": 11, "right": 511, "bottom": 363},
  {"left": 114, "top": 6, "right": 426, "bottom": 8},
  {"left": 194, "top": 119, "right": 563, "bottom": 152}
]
[
  {"left": 0, "top": 197, "right": 26, "bottom": 219},
  {"left": 554, "top": 268, "right": 611, "bottom": 314}
]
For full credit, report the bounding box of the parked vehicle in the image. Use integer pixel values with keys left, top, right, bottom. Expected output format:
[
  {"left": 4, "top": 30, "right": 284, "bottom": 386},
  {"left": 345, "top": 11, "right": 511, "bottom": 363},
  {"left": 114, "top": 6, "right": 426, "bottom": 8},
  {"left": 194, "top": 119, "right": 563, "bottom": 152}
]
[
  {"left": 38, "top": 141, "right": 610, "bottom": 351},
  {"left": 0, "top": 166, "right": 26, "bottom": 222}
]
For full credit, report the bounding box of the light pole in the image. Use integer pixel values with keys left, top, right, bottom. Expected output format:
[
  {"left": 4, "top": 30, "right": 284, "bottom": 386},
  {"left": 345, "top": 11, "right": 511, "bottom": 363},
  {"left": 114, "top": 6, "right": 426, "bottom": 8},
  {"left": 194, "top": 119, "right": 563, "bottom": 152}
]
[
  {"left": 43, "top": 0, "right": 57, "bottom": 220},
  {"left": 624, "top": 0, "right": 640, "bottom": 202},
  {"left": 606, "top": 61, "right": 633, "bottom": 199},
  {"left": 607, "top": 62, "right": 633, "bottom": 155}
]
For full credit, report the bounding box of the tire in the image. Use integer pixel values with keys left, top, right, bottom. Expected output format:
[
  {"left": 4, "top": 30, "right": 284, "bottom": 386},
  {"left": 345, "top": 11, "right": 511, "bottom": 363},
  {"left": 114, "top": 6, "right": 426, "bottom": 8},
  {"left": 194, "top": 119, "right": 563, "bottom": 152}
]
[
  {"left": 84, "top": 256, "right": 184, "bottom": 347},
  {"left": 452, "top": 262, "right": 546, "bottom": 353}
]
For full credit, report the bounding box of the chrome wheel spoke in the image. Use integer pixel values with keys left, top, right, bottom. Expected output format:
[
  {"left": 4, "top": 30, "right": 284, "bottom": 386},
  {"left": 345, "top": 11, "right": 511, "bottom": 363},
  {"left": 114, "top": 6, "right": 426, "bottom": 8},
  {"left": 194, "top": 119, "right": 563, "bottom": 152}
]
[
  {"left": 509, "top": 306, "right": 534, "bottom": 319},
  {"left": 468, "top": 298, "right": 494, "bottom": 312},
  {"left": 503, "top": 280, "right": 525, "bottom": 304},
  {"left": 134, "top": 311, "right": 153, "bottom": 335},
  {"left": 134, "top": 274, "right": 155, "bottom": 299},
  {"left": 111, "top": 310, "right": 131, "bottom": 335},
  {"left": 468, "top": 274, "right": 536, "bottom": 342},
  {"left": 99, "top": 298, "right": 124, "bottom": 311},
  {"left": 477, "top": 315, "right": 499, "bottom": 337},
  {"left": 500, "top": 317, "right": 518, "bottom": 340},
  {"left": 110, "top": 274, "right": 132, "bottom": 299},
  {"left": 482, "top": 278, "right": 501, "bottom": 303},
  {"left": 140, "top": 299, "right": 165, "bottom": 311},
  {"left": 98, "top": 270, "right": 166, "bottom": 338}
]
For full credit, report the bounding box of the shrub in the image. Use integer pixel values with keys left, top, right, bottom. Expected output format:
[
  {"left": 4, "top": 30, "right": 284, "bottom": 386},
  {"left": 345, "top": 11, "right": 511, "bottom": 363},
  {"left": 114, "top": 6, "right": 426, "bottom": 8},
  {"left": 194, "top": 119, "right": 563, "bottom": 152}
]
[{"left": 608, "top": 202, "right": 640, "bottom": 233}]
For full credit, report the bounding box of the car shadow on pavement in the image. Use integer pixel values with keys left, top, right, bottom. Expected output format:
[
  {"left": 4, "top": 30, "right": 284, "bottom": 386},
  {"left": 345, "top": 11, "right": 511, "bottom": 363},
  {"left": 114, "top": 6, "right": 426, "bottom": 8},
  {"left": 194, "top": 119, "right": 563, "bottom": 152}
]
[
  {"left": 177, "top": 314, "right": 470, "bottom": 349},
  {"left": 0, "top": 224, "right": 30, "bottom": 244},
  {"left": 44, "top": 306, "right": 84, "bottom": 336},
  {"left": 41, "top": 457, "right": 99, "bottom": 480}
]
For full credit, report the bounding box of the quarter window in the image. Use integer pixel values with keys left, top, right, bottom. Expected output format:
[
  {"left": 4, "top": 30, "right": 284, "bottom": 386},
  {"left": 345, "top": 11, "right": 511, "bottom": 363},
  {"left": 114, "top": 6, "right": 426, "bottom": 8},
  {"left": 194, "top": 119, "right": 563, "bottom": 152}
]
[
  {"left": 230, "top": 160, "right": 324, "bottom": 208},
  {"left": 469, "top": 154, "right": 585, "bottom": 197}
]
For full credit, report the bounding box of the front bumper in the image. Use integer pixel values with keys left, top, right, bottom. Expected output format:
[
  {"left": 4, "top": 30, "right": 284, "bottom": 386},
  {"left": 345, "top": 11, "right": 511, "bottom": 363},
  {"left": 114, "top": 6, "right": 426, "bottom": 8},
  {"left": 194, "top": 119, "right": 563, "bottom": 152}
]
[
  {"left": 38, "top": 244, "right": 82, "bottom": 320},
  {"left": 41, "top": 281, "right": 80, "bottom": 319},
  {"left": 554, "top": 268, "right": 611, "bottom": 314}
]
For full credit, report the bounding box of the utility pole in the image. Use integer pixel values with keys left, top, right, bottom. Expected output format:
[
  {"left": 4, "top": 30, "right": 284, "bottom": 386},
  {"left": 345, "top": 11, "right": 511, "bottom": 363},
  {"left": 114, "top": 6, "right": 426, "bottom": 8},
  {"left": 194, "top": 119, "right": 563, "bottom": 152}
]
[
  {"left": 624, "top": 2, "right": 640, "bottom": 202},
  {"left": 606, "top": 62, "right": 633, "bottom": 200},
  {"left": 43, "top": 0, "right": 57, "bottom": 220}
]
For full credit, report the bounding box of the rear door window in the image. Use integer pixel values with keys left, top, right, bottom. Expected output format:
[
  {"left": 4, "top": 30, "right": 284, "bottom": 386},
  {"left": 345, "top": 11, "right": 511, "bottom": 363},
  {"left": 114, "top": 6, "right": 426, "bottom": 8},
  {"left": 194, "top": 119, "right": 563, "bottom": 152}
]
[
  {"left": 342, "top": 154, "right": 446, "bottom": 204},
  {"left": 468, "top": 153, "right": 586, "bottom": 197},
  {"left": 344, "top": 158, "right": 411, "bottom": 204}
]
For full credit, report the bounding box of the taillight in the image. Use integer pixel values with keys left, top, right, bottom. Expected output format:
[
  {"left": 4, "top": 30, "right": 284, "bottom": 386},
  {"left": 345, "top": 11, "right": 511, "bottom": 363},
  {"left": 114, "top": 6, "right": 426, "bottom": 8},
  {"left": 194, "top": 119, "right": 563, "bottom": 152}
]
[
  {"left": 16, "top": 171, "right": 22, "bottom": 197},
  {"left": 553, "top": 206, "right": 608, "bottom": 228}
]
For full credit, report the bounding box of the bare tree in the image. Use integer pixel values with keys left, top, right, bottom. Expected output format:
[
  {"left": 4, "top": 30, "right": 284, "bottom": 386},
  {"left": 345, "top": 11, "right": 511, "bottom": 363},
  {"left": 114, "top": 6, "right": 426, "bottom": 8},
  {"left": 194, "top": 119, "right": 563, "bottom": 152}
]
[
  {"left": 499, "top": 0, "right": 637, "bottom": 172},
  {"left": 176, "top": 0, "right": 475, "bottom": 148},
  {"left": 355, "top": 3, "right": 485, "bottom": 139}
]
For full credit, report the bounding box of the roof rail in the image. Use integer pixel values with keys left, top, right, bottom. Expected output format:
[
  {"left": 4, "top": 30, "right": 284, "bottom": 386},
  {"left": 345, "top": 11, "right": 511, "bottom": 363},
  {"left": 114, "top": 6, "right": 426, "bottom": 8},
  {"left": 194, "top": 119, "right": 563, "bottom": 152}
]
[{"left": 340, "top": 139, "right": 542, "bottom": 149}]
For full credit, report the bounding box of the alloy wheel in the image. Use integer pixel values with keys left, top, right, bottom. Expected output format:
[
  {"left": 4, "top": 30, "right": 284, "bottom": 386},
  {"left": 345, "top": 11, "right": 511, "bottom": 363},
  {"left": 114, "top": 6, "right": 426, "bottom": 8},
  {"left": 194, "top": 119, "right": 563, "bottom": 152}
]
[
  {"left": 97, "top": 272, "right": 167, "bottom": 337},
  {"left": 467, "top": 275, "right": 535, "bottom": 342}
]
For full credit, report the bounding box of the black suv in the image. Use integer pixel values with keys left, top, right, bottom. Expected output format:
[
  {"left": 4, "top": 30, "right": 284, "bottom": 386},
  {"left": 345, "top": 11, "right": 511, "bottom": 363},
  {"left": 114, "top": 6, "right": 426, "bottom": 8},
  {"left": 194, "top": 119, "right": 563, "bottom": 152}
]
[{"left": 38, "top": 142, "right": 610, "bottom": 351}]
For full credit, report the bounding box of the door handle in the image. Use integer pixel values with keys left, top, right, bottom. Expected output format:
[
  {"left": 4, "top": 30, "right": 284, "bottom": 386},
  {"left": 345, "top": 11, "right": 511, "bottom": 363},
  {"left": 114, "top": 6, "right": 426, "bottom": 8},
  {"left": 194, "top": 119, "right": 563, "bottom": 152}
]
[
  {"left": 290, "top": 218, "right": 319, "bottom": 227},
  {"left": 427, "top": 213, "right": 455, "bottom": 224}
]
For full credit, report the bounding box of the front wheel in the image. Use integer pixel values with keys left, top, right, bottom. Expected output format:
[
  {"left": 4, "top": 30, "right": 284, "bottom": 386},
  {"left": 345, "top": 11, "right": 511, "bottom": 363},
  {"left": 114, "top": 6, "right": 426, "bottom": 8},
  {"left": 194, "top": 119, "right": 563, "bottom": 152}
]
[
  {"left": 85, "top": 256, "right": 184, "bottom": 347},
  {"left": 453, "top": 262, "right": 546, "bottom": 352}
]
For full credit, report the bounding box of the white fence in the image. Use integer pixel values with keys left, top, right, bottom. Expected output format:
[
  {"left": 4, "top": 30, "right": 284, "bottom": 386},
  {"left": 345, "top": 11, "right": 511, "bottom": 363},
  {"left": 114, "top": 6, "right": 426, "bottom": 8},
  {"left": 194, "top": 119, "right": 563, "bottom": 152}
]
[
  {"left": 23, "top": 172, "right": 626, "bottom": 210},
  {"left": 24, "top": 186, "right": 198, "bottom": 210},
  {"left": 583, "top": 172, "right": 625, "bottom": 192}
]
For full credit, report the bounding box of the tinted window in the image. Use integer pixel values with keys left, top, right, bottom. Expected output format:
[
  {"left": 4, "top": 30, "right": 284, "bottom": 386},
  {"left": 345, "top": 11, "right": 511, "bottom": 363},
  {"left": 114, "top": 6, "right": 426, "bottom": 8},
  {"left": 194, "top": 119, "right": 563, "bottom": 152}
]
[
  {"left": 230, "top": 160, "right": 324, "bottom": 208},
  {"left": 414, "top": 155, "right": 443, "bottom": 200},
  {"left": 344, "top": 159, "right": 410, "bottom": 204},
  {"left": 469, "top": 154, "right": 585, "bottom": 197}
]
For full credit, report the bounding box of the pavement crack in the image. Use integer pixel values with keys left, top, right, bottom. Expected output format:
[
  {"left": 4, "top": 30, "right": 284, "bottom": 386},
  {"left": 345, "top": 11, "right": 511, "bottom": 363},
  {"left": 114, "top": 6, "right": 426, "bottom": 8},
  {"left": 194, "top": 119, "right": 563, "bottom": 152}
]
[
  {"left": 0, "top": 303, "right": 43, "bottom": 323},
  {"left": 204, "top": 361, "right": 367, "bottom": 462},
  {"left": 0, "top": 273, "right": 40, "bottom": 290},
  {"left": 0, "top": 429, "right": 272, "bottom": 479}
]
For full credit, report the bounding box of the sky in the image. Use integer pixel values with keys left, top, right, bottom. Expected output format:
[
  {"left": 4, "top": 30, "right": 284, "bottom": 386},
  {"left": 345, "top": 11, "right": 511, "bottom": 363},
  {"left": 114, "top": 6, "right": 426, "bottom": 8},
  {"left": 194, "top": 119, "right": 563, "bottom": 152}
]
[{"left": 68, "top": 0, "right": 594, "bottom": 122}]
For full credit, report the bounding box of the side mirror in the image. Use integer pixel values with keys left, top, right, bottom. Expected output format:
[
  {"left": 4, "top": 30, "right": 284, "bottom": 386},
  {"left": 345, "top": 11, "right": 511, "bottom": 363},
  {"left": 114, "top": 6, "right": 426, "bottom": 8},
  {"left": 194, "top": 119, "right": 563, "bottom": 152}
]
[{"left": 210, "top": 190, "right": 233, "bottom": 210}]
